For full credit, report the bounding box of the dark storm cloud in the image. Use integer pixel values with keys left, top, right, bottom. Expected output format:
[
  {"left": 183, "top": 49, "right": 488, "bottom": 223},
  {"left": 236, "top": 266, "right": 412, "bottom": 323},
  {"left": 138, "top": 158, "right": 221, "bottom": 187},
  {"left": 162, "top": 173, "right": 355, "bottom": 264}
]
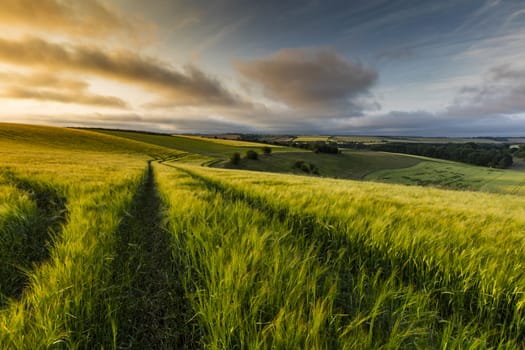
[
  {"left": 236, "top": 48, "right": 378, "bottom": 113},
  {"left": 0, "top": 37, "right": 241, "bottom": 107}
]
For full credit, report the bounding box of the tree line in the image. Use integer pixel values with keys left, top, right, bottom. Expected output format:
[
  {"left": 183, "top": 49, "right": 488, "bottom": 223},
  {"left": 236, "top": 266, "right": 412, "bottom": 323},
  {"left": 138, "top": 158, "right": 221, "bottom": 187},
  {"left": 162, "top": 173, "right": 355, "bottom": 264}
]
[
  {"left": 370, "top": 142, "right": 513, "bottom": 168},
  {"left": 291, "top": 142, "right": 340, "bottom": 154},
  {"left": 232, "top": 135, "right": 520, "bottom": 169}
]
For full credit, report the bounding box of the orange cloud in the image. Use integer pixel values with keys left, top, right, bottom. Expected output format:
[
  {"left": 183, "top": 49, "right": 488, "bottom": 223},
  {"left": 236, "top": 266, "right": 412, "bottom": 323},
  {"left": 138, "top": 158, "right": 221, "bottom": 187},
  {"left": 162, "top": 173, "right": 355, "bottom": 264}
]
[
  {"left": 0, "top": 72, "right": 128, "bottom": 108},
  {"left": 0, "top": 0, "right": 146, "bottom": 40},
  {"left": 0, "top": 37, "right": 241, "bottom": 107},
  {"left": 3, "top": 87, "right": 128, "bottom": 108}
]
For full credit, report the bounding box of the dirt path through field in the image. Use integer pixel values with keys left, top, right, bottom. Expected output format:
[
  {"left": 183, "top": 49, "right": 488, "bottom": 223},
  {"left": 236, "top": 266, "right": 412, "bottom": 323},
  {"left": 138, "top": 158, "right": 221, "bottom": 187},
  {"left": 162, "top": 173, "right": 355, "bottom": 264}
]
[{"left": 111, "top": 163, "right": 196, "bottom": 348}]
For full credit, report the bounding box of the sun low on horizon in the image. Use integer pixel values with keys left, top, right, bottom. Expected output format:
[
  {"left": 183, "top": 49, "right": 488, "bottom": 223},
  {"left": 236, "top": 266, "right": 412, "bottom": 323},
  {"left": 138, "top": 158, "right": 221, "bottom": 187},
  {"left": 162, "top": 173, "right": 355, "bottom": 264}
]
[{"left": 1, "top": 0, "right": 525, "bottom": 136}]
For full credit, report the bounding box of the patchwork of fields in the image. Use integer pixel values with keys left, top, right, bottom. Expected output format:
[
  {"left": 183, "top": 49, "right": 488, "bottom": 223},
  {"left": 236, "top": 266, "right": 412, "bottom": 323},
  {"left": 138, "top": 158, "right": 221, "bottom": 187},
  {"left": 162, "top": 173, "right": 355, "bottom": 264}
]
[
  {"left": 103, "top": 128, "right": 525, "bottom": 195},
  {"left": 1, "top": 123, "right": 525, "bottom": 348}
]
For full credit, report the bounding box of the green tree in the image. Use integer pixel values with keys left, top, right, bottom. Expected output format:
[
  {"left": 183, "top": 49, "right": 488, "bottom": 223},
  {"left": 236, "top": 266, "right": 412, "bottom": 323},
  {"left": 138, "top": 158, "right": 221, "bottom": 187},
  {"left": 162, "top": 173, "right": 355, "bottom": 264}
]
[{"left": 230, "top": 152, "right": 241, "bottom": 165}]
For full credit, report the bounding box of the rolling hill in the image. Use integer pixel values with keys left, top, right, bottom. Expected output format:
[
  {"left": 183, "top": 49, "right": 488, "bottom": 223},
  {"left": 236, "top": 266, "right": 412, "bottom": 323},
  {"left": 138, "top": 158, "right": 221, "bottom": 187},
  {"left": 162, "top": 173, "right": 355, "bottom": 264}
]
[{"left": 90, "top": 127, "right": 525, "bottom": 195}]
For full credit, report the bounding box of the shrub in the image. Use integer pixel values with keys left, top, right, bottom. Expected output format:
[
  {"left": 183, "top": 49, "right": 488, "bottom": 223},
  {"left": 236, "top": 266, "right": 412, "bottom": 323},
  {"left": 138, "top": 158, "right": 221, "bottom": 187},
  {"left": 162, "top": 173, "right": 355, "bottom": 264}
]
[
  {"left": 293, "top": 160, "right": 319, "bottom": 175},
  {"left": 230, "top": 152, "right": 241, "bottom": 165},
  {"left": 293, "top": 160, "right": 305, "bottom": 169},
  {"left": 245, "top": 150, "right": 258, "bottom": 160},
  {"left": 300, "top": 163, "right": 310, "bottom": 173},
  {"left": 262, "top": 146, "right": 272, "bottom": 155},
  {"left": 370, "top": 142, "right": 514, "bottom": 168},
  {"left": 312, "top": 142, "right": 339, "bottom": 154}
]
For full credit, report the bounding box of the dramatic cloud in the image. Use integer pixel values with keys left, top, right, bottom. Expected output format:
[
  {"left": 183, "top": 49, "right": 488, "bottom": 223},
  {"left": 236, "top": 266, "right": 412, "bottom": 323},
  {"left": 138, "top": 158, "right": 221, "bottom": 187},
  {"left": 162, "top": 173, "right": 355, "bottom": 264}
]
[
  {"left": 0, "top": 72, "right": 87, "bottom": 91},
  {"left": 22, "top": 113, "right": 257, "bottom": 134},
  {"left": 344, "top": 110, "right": 525, "bottom": 137},
  {"left": 0, "top": 37, "right": 240, "bottom": 107},
  {"left": 0, "top": 1, "right": 524, "bottom": 136},
  {"left": 0, "top": 72, "right": 128, "bottom": 108},
  {"left": 2, "top": 87, "right": 127, "bottom": 108},
  {"left": 329, "top": 64, "right": 525, "bottom": 137},
  {"left": 0, "top": 0, "right": 145, "bottom": 39},
  {"left": 448, "top": 64, "right": 525, "bottom": 117},
  {"left": 235, "top": 48, "right": 378, "bottom": 114}
]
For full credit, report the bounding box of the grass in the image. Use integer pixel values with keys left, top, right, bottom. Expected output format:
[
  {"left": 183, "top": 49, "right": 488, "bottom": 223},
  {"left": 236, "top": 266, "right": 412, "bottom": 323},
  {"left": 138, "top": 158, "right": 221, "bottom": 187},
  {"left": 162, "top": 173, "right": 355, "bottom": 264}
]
[
  {"left": 93, "top": 129, "right": 288, "bottom": 157},
  {"left": 0, "top": 170, "right": 144, "bottom": 348},
  {"left": 92, "top": 127, "right": 525, "bottom": 194},
  {"left": 177, "top": 163, "right": 525, "bottom": 347},
  {"left": 367, "top": 159, "right": 525, "bottom": 195},
  {"left": 0, "top": 181, "right": 40, "bottom": 303},
  {"left": 0, "top": 170, "right": 67, "bottom": 304},
  {"left": 156, "top": 163, "right": 441, "bottom": 348},
  {"left": 156, "top": 164, "right": 339, "bottom": 348},
  {"left": 0, "top": 123, "right": 154, "bottom": 347},
  {"left": 0, "top": 123, "right": 178, "bottom": 159},
  {"left": 218, "top": 150, "right": 421, "bottom": 179},
  {"left": 109, "top": 163, "right": 194, "bottom": 348},
  {"left": 1, "top": 123, "right": 525, "bottom": 348}
]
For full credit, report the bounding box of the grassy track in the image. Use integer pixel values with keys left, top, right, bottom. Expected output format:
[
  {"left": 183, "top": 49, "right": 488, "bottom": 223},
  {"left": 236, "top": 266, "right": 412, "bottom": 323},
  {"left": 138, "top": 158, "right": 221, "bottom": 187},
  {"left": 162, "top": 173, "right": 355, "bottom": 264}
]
[
  {"left": 0, "top": 174, "right": 143, "bottom": 348},
  {"left": 0, "top": 123, "right": 155, "bottom": 348},
  {"left": 156, "top": 163, "right": 342, "bottom": 348},
  {"left": 160, "top": 163, "right": 441, "bottom": 348},
  {"left": 110, "top": 163, "right": 196, "bottom": 349}
]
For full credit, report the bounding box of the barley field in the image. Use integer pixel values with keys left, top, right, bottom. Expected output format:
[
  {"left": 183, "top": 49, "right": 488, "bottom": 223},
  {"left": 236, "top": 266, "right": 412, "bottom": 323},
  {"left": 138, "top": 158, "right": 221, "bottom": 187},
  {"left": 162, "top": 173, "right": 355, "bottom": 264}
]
[{"left": 1, "top": 123, "right": 524, "bottom": 349}]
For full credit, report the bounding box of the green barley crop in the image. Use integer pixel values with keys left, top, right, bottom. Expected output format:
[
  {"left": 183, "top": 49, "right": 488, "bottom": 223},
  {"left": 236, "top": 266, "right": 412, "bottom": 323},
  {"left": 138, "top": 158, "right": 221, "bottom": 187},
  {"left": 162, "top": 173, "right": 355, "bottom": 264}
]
[
  {"left": 2, "top": 123, "right": 525, "bottom": 348},
  {"left": 0, "top": 181, "right": 40, "bottom": 303},
  {"left": 173, "top": 163, "right": 525, "bottom": 347},
  {"left": 156, "top": 164, "right": 451, "bottom": 348},
  {"left": 0, "top": 126, "right": 150, "bottom": 348}
]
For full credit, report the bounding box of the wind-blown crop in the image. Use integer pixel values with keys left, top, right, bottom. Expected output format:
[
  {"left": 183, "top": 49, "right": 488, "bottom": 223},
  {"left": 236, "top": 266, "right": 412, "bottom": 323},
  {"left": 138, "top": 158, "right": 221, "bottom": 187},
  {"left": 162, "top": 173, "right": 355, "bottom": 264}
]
[{"left": 172, "top": 163, "right": 525, "bottom": 347}]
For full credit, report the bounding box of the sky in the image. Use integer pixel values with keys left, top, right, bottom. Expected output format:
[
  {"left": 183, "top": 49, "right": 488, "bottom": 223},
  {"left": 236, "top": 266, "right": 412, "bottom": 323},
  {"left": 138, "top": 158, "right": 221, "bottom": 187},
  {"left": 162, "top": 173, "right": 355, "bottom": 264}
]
[{"left": 1, "top": 0, "right": 525, "bottom": 136}]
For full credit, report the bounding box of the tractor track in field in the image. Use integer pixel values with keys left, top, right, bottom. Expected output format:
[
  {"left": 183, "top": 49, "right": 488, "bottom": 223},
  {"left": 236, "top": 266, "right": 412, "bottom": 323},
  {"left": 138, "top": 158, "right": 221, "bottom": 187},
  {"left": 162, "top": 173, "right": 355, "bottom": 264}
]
[
  {"left": 0, "top": 170, "right": 67, "bottom": 303},
  {"left": 162, "top": 163, "right": 525, "bottom": 343},
  {"left": 110, "top": 163, "right": 198, "bottom": 349}
]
